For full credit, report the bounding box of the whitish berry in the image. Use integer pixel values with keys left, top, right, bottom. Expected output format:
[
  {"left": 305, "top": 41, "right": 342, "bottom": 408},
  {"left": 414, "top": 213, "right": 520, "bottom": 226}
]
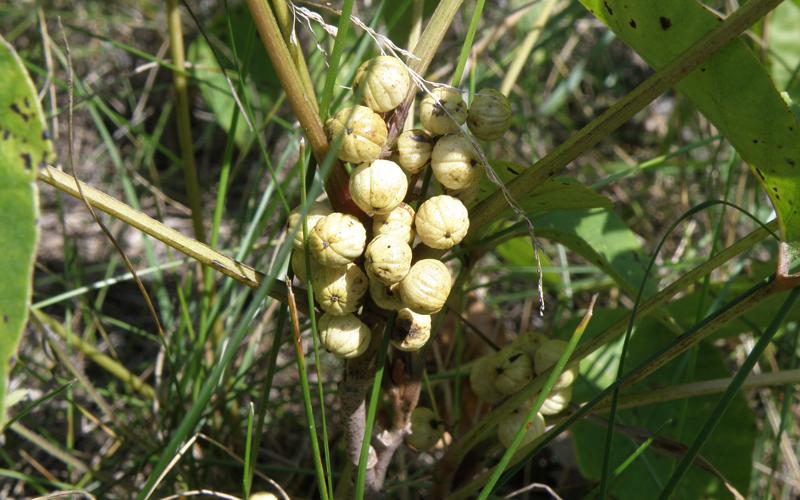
[
  {"left": 405, "top": 407, "right": 445, "bottom": 451},
  {"left": 397, "top": 129, "right": 434, "bottom": 174},
  {"left": 353, "top": 56, "right": 411, "bottom": 112},
  {"left": 420, "top": 87, "right": 467, "bottom": 136},
  {"left": 497, "top": 409, "right": 545, "bottom": 448},
  {"left": 511, "top": 331, "right": 548, "bottom": 360},
  {"left": 349, "top": 159, "right": 408, "bottom": 216},
  {"left": 414, "top": 195, "right": 469, "bottom": 249},
  {"left": 495, "top": 348, "right": 534, "bottom": 395},
  {"left": 534, "top": 339, "right": 579, "bottom": 390},
  {"left": 467, "top": 89, "right": 511, "bottom": 140},
  {"left": 318, "top": 313, "right": 371, "bottom": 359},
  {"left": 287, "top": 201, "right": 332, "bottom": 250},
  {"left": 369, "top": 279, "right": 404, "bottom": 311},
  {"left": 324, "top": 105, "right": 387, "bottom": 164},
  {"left": 312, "top": 263, "right": 368, "bottom": 315},
  {"left": 397, "top": 259, "right": 452, "bottom": 314},
  {"left": 290, "top": 249, "right": 320, "bottom": 284},
  {"left": 391, "top": 308, "right": 431, "bottom": 352},
  {"left": 309, "top": 213, "right": 367, "bottom": 267},
  {"left": 469, "top": 353, "right": 505, "bottom": 404},
  {"left": 431, "top": 134, "right": 482, "bottom": 190},
  {"left": 373, "top": 202, "right": 415, "bottom": 244},
  {"left": 539, "top": 385, "right": 572, "bottom": 416},
  {"left": 364, "top": 234, "right": 412, "bottom": 285}
]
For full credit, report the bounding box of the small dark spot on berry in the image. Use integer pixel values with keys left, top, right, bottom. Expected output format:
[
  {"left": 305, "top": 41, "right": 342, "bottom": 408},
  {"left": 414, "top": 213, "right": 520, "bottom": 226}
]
[{"left": 509, "top": 353, "right": 522, "bottom": 362}]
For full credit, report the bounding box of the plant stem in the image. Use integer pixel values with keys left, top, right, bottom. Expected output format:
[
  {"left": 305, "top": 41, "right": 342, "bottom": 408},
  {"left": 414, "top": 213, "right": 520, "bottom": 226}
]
[
  {"left": 319, "top": 0, "right": 355, "bottom": 119},
  {"left": 466, "top": 0, "right": 784, "bottom": 238},
  {"left": 36, "top": 166, "right": 310, "bottom": 316},
  {"left": 246, "top": 0, "right": 358, "bottom": 215},
  {"left": 166, "top": 0, "right": 205, "bottom": 242},
  {"left": 271, "top": 0, "right": 319, "bottom": 113}
]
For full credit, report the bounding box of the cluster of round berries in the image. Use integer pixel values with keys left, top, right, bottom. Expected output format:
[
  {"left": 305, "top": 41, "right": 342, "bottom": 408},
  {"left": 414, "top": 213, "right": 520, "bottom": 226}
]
[
  {"left": 469, "top": 332, "right": 579, "bottom": 448},
  {"left": 288, "top": 55, "right": 511, "bottom": 363}
]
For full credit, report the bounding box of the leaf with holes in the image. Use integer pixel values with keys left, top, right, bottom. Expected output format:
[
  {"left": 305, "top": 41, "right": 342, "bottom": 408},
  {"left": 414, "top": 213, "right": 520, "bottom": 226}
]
[
  {"left": 580, "top": 0, "right": 800, "bottom": 272},
  {"left": 0, "top": 35, "right": 50, "bottom": 429}
]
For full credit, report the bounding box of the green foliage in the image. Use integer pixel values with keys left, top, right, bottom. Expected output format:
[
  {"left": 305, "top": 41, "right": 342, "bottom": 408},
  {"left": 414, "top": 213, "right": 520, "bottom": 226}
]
[
  {"left": 0, "top": 35, "right": 49, "bottom": 429},
  {"left": 572, "top": 314, "right": 756, "bottom": 498},
  {"left": 580, "top": 0, "right": 800, "bottom": 265}
]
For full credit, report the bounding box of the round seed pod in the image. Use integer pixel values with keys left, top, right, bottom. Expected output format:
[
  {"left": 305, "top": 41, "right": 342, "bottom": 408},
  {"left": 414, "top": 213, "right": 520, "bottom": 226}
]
[
  {"left": 318, "top": 313, "right": 371, "bottom": 359},
  {"left": 534, "top": 339, "right": 579, "bottom": 390},
  {"left": 309, "top": 213, "right": 367, "bottom": 267},
  {"left": 397, "top": 129, "right": 434, "bottom": 174},
  {"left": 420, "top": 87, "right": 468, "bottom": 136},
  {"left": 287, "top": 201, "right": 332, "bottom": 250},
  {"left": 397, "top": 259, "right": 452, "bottom": 314},
  {"left": 373, "top": 202, "right": 415, "bottom": 244},
  {"left": 431, "top": 134, "right": 481, "bottom": 191},
  {"left": 497, "top": 409, "right": 545, "bottom": 448},
  {"left": 369, "top": 279, "right": 404, "bottom": 311},
  {"left": 495, "top": 348, "right": 535, "bottom": 395},
  {"left": 469, "top": 353, "right": 505, "bottom": 404},
  {"left": 444, "top": 181, "right": 481, "bottom": 207},
  {"left": 405, "top": 407, "right": 445, "bottom": 451},
  {"left": 290, "top": 249, "right": 319, "bottom": 284},
  {"left": 312, "top": 263, "right": 368, "bottom": 315},
  {"left": 539, "top": 385, "right": 572, "bottom": 416},
  {"left": 364, "top": 234, "right": 412, "bottom": 285},
  {"left": 414, "top": 195, "right": 469, "bottom": 249},
  {"left": 353, "top": 56, "right": 411, "bottom": 112},
  {"left": 511, "top": 331, "right": 548, "bottom": 360},
  {"left": 249, "top": 493, "right": 278, "bottom": 500},
  {"left": 349, "top": 159, "right": 408, "bottom": 216},
  {"left": 324, "top": 105, "right": 387, "bottom": 164},
  {"left": 391, "top": 308, "right": 432, "bottom": 352},
  {"left": 467, "top": 89, "right": 512, "bottom": 140}
]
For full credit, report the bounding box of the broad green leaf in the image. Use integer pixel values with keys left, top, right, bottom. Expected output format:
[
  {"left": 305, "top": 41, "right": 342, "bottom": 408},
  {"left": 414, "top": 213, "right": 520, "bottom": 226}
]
[
  {"left": 767, "top": 2, "right": 800, "bottom": 90},
  {"left": 580, "top": 0, "right": 800, "bottom": 269},
  {"left": 571, "top": 315, "right": 756, "bottom": 498},
  {"left": 188, "top": 38, "right": 251, "bottom": 149},
  {"left": 535, "top": 208, "right": 656, "bottom": 298},
  {"left": 479, "top": 160, "right": 613, "bottom": 213},
  {"left": 0, "top": 35, "right": 50, "bottom": 429}
]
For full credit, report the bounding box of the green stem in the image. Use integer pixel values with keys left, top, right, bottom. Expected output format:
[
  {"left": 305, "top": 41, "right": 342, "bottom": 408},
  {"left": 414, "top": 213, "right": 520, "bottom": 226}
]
[
  {"left": 166, "top": 0, "right": 205, "bottom": 242},
  {"left": 319, "top": 0, "right": 355, "bottom": 119},
  {"left": 451, "top": 0, "right": 485, "bottom": 87}
]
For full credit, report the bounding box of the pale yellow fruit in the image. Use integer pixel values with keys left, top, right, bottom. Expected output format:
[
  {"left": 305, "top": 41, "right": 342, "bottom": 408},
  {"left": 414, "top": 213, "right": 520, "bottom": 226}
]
[
  {"left": 534, "top": 339, "right": 579, "bottom": 390},
  {"left": 405, "top": 407, "right": 445, "bottom": 451},
  {"left": 364, "top": 234, "right": 412, "bottom": 285},
  {"left": 349, "top": 159, "right": 408, "bottom": 216},
  {"left": 397, "top": 129, "right": 434, "bottom": 174},
  {"left": 469, "top": 353, "right": 505, "bottom": 404},
  {"left": 414, "top": 195, "right": 469, "bottom": 249},
  {"left": 397, "top": 259, "right": 452, "bottom": 314},
  {"left": 353, "top": 56, "right": 411, "bottom": 112},
  {"left": 309, "top": 213, "right": 367, "bottom": 266},
  {"left": 497, "top": 409, "right": 545, "bottom": 448},
  {"left": 249, "top": 493, "right": 279, "bottom": 500},
  {"left": 324, "top": 105, "right": 387, "bottom": 164},
  {"left": 369, "top": 279, "right": 404, "bottom": 311},
  {"left": 467, "top": 89, "right": 512, "bottom": 140},
  {"left": 511, "top": 331, "right": 548, "bottom": 360},
  {"left": 495, "top": 348, "right": 534, "bottom": 395},
  {"left": 287, "top": 201, "right": 332, "bottom": 250},
  {"left": 444, "top": 181, "right": 481, "bottom": 207},
  {"left": 391, "top": 308, "right": 431, "bottom": 352},
  {"left": 312, "top": 263, "right": 368, "bottom": 315},
  {"left": 431, "top": 134, "right": 481, "bottom": 190},
  {"left": 318, "top": 313, "right": 371, "bottom": 359},
  {"left": 420, "top": 87, "right": 468, "bottom": 136},
  {"left": 291, "top": 249, "right": 320, "bottom": 284},
  {"left": 373, "top": 202, "right": 415, "bottom": 244},
  {"left": 539, "top": 385, "right": 572, "bottom": 416}
]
